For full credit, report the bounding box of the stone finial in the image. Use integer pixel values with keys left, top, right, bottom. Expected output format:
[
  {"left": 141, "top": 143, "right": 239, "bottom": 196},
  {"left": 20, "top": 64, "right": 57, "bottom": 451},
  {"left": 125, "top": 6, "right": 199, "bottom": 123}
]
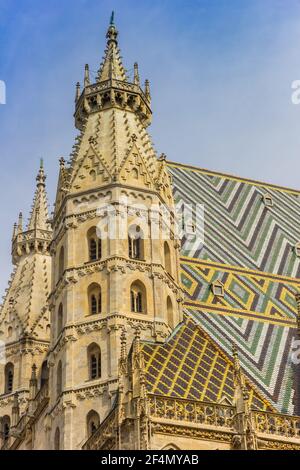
[
  {"left": 145, "top": 79, "right": 151, "bottom": 100},
  {"left": 84, "top": 64, "right": 90, "bottom": 88},
  {"left": 17, "top": 212, "right": 23, "bottom": 233},
  {"left": 110, "top": 10, "right": 115, "bottom": 25},
  {"left": 29, "top": 363, "right": 38, "bottom": 400},
  {"left": 134, "top": 62, "right": 140, "bottom": 86},
  {"left": 36, "top": 159, "right": 46, "bottom": 187},
  {"left": 75, "top": 82, "right": 81, "bottom": 103},
  {"left": 106, "top": 11, "right": 118, "bottom": 45},
  {"left": 12, "top": 222, "right": 18, "bottom": 240},
  {"left": 232, "top": 343, "right": 240, "bottom": 374},
  {"left": 59, "top": 157, "right": 65, "bottom": 169}
]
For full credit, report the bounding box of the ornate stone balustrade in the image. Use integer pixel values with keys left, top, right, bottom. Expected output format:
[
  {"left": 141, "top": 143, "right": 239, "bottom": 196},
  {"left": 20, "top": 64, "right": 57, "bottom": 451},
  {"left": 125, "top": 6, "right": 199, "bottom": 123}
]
[
  {"left": 253, "top": 411, "right": 300, "bottom": 439},
  {"left": 81, "top": 395, "right": 300, "bottom": 450},
  {"left": 148, "top": 395, "right": 234, "bottom": 429}
]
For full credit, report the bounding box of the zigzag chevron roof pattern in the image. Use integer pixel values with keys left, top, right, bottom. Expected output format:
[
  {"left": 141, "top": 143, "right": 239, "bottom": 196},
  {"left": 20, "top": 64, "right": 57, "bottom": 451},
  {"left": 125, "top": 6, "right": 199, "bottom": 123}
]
[
  {"left": 168, "top": 162, "right": 300, "bottom": 415},
  {"left": 170, "top": 164, "right": 300, "bottom": 276}
]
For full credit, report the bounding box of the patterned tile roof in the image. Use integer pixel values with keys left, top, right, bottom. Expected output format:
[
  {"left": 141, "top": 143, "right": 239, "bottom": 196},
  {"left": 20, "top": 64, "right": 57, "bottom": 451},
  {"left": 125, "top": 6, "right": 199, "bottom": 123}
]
[
  {"left": 168, "top": 162, "right": 300, "bottom": 415},
  {"left": 142, "top": 317, "right": 274, "bottom": 412}
]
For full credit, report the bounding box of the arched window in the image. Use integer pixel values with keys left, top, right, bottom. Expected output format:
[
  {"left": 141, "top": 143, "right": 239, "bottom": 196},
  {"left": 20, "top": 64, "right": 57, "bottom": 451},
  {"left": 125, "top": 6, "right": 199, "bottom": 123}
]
[
  {"left": 2, "top": 416, "right": 10, "bottom": 442},
  {"left": 87, "top": 410, "right": 100, "bottom": 438},
  {"left": 167, "top": 296, "right": 174, "bottom": 328},
  {"left": 88, "top": 283, "right": 102, "bottom": 315},
  {"left": 57, "top": 303, "right": 63, "bottom": 337},
  {"left": 128, "top": 225, "right": 143, "bottom": 260},
  {"left": 54, "top": 427, "right": 60, "bottom": 450},
  {"left": 164, "top": 242, "right": 172, "bottom": 276},
  {"left": 88, "top": 344, "right": 101, "bottom": 380},
  {"left": 56, "top": 361, "right": 62, "bottom": 398},
  {"left": 87, "top": 227, "right": 102, "bottom": 262},
  {"left": 5, "top": 363, "right": 14, "bottom": 394},
  {"left": 130, "top": 281, "right": 146, "bottom": 314},
  {"left": 7, "top": 327, "right": 12, "bottom": 338},
  {"left": 58, "top": 246, "right": 65, "bottom": 279},
  {"left": 41, "top": 361, "right": 49, "bottom": 388}
]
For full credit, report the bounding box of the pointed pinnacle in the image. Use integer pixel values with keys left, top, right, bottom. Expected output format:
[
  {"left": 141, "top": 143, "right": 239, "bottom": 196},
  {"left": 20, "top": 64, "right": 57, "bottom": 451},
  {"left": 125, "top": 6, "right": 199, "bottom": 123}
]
[
  {"left": 145, "top": 79, "right": 151, "bottom": 100},
  {"left": 232, "top": 343, "right": 240, "bottom": 372},
  {"left": 18, "top": 212, "right": 23, "bottom": 232},
  {"left": 13, "top": 222, "right": 17, "bottom": 240},
  {"left": 36, "top": 160, "right": 46, "bottom": 187},
  {"left": 75, "top": 82, "right": 81, "bottom": 102},
  {"left": 110, "top": 11, "right": 115, "bottom": 25},
  {"left": 106, "top": 12, "right": 118, "bottom": 44},
  {"left": 134, "top": 62, "right": 140, "bottom": 85},
  {"left": 84, "top": 64, "right": 90, "bottom": 87}
]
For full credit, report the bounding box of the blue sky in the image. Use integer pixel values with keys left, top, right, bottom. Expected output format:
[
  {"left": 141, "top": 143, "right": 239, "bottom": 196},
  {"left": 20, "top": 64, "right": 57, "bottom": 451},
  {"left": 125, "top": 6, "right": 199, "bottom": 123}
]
[{"left": 1, "top": 0, "right": 300, "bottom": 295}]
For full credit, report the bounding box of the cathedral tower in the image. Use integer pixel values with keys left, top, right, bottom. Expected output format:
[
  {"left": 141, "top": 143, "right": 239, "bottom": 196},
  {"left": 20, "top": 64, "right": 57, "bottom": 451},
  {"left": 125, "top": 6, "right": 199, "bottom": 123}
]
[
  {"left": 0, "top": 162, "right": 52, "bottom": 448},
  {"left": 47, "top": 14, "right": 183, "bottom": 449}
]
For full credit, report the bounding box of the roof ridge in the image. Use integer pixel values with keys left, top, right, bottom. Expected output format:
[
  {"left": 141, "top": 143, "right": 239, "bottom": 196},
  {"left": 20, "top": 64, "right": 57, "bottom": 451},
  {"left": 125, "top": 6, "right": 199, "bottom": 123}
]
[{"left": 167, "top": 160, "right": 300, "bottom": 195}]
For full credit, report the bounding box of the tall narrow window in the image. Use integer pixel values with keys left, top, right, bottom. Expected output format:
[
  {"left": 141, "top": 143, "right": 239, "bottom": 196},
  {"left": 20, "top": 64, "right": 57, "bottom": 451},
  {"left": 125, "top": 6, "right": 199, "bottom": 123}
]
[
  {"left": 41, "top": 361, "right": 49, "bottom": 388},
  {"left": 87, "top": 410, "right": 100, "bottom": 438},
  {"left": 128, "top": 226, "right": 143, "bottom": 260},
  {"left": 90, "top": 239, "right": 97, "bottom": 261},
  {"left": 2, "top": 416, "right": 10, "bottom": 442},
  {"left": 167, "top": 296, "right": 174, "bottom": 329},
  {"left": 54, "top": 427, "right": 60, "bottom": 450},
  {"left": 56, "top": 361, "right": 62, "bottom": 398},
  {"left": 58, "top": 246, "right": 65, "bottom": 279},
  {"left": 136, "top": 292, "right": 142, "bottom": 313},
  {"left": 164, "top": 242, "right": 172, "bottom": 277},
  {"left": 57, "top": 303, "right": 63, "bottom": 337},
  {"left": 91, "top": 295, "right": 97, "bottom": 314},
  {"left": 5, "top": 363, "right": 14, "bottom": 394},
  {"left": 88, "top": 344, "right": 101, "bottom": 380},
  {"left": 88, "top": 228, "right": 102, "bottom": 262},
  {"left": 130, "top": 281, "right": 146, "bottom": 314},
  {"left": 88, "top": 284, "right": 102, "bottom": 315}
]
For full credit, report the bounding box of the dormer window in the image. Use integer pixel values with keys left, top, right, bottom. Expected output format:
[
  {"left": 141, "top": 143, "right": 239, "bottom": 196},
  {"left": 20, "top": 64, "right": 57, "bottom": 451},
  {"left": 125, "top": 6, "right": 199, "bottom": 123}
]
[
  {"left": 212, "top": 280, "right": 225, "bottom": 297},
  {"left": 263, "top": 194, "right": 273, "bottom": 208}
]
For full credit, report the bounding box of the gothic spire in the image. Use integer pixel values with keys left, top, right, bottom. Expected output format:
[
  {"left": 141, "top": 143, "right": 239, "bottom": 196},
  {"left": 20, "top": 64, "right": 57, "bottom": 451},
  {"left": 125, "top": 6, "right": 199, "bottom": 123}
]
[
  {"left": 97, "top": 12, "right": 128, "bottom": 82},
  {"left": 27, "top": 160, "right": 51, "bottom": 231}
]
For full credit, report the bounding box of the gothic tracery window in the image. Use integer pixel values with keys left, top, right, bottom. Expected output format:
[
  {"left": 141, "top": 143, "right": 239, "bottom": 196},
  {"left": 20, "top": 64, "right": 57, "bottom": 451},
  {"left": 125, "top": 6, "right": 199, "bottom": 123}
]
[
  {"left": 128, "top": 225, "right": 143, "bottom": 260},
  {"left": 130, "top": 280, "right": 146, "bottom": 313},
  {"left": 88, "top": 284, "right": 102, "bottom": 315}
]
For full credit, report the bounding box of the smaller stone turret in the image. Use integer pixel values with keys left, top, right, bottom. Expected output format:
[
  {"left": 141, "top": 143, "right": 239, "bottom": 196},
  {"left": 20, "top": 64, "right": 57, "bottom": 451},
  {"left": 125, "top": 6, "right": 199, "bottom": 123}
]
[{"left": 12, "top": 160, "right": 52, "bottom": 264}]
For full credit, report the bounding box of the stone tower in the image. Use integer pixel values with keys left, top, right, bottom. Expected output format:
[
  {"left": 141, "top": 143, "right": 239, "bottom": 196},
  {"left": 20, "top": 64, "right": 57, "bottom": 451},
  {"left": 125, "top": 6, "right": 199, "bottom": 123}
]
[
  {"left": 0, "top": 162, "right": 52, "bottom": 445},
  {"left": 47, "top": 13, "right": 183, "bottom": 449}
]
